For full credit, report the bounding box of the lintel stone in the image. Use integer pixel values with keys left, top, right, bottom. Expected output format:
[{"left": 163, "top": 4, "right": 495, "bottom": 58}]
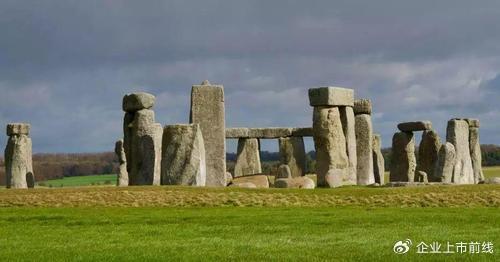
[
  {"left": 308, "top": 87, "right": 354, "bottom": 107},
  {"left": 397, "top": 121, "right": 432, "bottom": 132}
]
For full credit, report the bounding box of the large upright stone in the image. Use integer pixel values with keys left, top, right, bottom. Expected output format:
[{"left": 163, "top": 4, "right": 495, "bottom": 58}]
[
  {"left": 234, "top": 138, "right": 262, "bottom": 177},
  {"left": 312, "top": 106, "right": 349, "bottom": 187},
  {"left": 390, "top": 132, "right": 416, "bottom": 182},
  {"left": 339, "top": 106, "right": 357, "bottom": 184},
  {"left": 114, "top": 139, "right": 128, "bottom": 186},
  {"left": 372, "top": 134, "right": 385, "bottom": 185},
  {"left": 417, "top": 130, "right": 441, "bottom": 182},
  {"left": 278, "top": 137, "right": 306, "bottom": 178},
  {"left": 4, "top": 123, "right": 33, "bottom": 189},
  {"left": 355, "top": 114, "right": 374, "bottom": 185},
  {"left": 434, "top": 142, "right": 456, "bottom": 183},
  {"left": 469, "top": 123, "right": 484, "bottom": 184},
  {"left": 446, "top": 119, "right": 474, "bottom": 184},
  {"left": 125, "top": 108, "right": 162, "bottom": 185},
  {"left": 161, "top": 124, "right": 206, "bottom": 186},
  {"left": 308, "top": 87, "right": 354, "bottom": 107},
  {"left": 190, "top": 80, "right": 226, "bottom": 186}
]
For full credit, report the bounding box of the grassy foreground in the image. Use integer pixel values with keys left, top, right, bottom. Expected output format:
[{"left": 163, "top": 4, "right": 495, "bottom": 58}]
[{"left": 0, "top": 207, "right": 498, "bottom": 261}]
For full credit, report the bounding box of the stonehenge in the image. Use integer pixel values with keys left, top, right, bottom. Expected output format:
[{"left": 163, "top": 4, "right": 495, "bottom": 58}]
[
  {"left": 417, "top": 130, "right": 441, "bottom": 182},
  {"left": 278, "top": 137, "right": 306, "bottom": 178},
  {"left": 372, "top": 134, "right": 385, "bottom": 185},
  {"left": 114, "top": 139, "right": 128, "bottom": 186},
  {"left": 234, "top": 138, "right": 261, "bottom": 177},
  {"left": 354, "top": 99, "right": 374, "bottom": 185},
  {"left": 122, "top": 93, "right": 162, "bottom": 185},
  {"left": 446, "top": 119, "right": 474, "bottom": 184},
  {"left": 435, "top": 142, "right": 456, "bottom": 183},
  {"left": 390, "top": 131, "right": 416, "bottom": 182},
  {"left": 4, "top": 123, "right": 34, "bottom": 189},
  {"left": 161, "top": 124, "right": 206, "bottom": 186},
  {"left": 190, "top": 80, "right": 226, "bottom": 186}
]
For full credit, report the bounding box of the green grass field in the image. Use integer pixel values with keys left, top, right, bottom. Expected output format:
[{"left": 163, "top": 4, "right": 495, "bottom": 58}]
[{"left": 37, "top": 174, "right": 117, "bottom": 187}]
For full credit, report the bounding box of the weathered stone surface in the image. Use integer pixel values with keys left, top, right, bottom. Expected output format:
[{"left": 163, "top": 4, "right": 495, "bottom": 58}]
[
  {"left": 234, "top": 138, "right": 261, "bottom": 177},
  {"left": 340, "top": 106, "right": 357, "bottom": 184},
  {"left": 274, "top": 176, "right": 315, "bottom": 189},
  {"left": 278, "top": 137, "right": 306, "bottom": 177},
  {"left": 389, "top": 132, "right": 416, "bottom": 182},
  {"left": 115, "top": 139, "right": 128, "bottom": 186},
  {"left": 276, "top": 164, "right": 292, "bottom": 179},
  {"left": 417, "top": 130, "right": 441, "bottom": 182},
  {"left": 231, "top": 174, "right": 269, "bottom": 188},
  {"left": 469, "top": 127, "right": 484, "bottom": 183},
  {"left": 465, "top": 118, "right": 480, "bottom": 128},
  {"left": 122, "top": 92, "right": 155, "bottom": 112},
  {"left": 372, "top": 134, "right": 385, "bottom": 185},
  {"left": 397, "top": 121, "right": 432, "bottom": 132},
  {"left": 353, "top": 99, "right": 372, "bottom": 115},
  {"left": 225, "top": 172, "right": 233, "bottom": 186},
  {"left": 415, "top": 171, "right": 428, "bottom": 183},
  {"left": 355, "top": 114, "right": 374, "bottom": 185},
  {"left": 308, "top": 87, "right": 354, "bottom": 107},
  {"left": 6, "top": 123, "right": 30, "bottom": 136},
  {"left": 125, "top": 109, "right": 162, "bottom": 185},
  {"left": 190, "top": 81, "right": 226, "bottom": 186},
  {"left": 161, "top": 124, "right": 206, "bottom": 186},
  {"left": 312, "top": 107, "right": 349, "bottom": 187},
  {"left": 446, "top": 119, "right": 474, "bottom": 184},
  {"left": 434, "top": 142, "right": 456, "bottom": 183},
  {"left": 324, "top": 169, "right": 346, "bottom": 188},
  {"left": 5, "top": 133, "right": 33, "bottom": 189},
  {"left": 484, "top": 177, "right": 500, "bottom": 184},
  {"left": 229, "top": 182, "right": 256, "bottom": 188},
  {"left": 225, "top": 127, "right": 313, "bottom": 139}
]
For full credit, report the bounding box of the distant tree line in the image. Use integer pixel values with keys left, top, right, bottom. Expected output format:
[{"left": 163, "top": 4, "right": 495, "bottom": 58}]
[{"left": 0, "top": 144, "right": 499, "bottom": 185}]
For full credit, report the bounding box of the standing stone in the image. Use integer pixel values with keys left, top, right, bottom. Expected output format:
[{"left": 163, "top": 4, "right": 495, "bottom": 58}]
[
  {"left": 277, "top": 164, "right": 292, "bottom": 179},
  {"left": 446, "top": 119, "right": 474, "bottom": 184},
  {"left": 278, "top": 137, "right": 306, "bottom": 178},
  {"left": 190, "top": 80, "right": 226, "bottom": 186},
  {"left": 161, "top": 124, "right": 206, "bottom": 186},
  {"left": 417, "top": 130, "right": 441, "bottom": 182},
  {"left": 122, "top": 93, "right": 162, "bottom": 186},
  {"left": 355, "top": 114, "right": 374, "bottom": 185},
  {"left": 339, "top": 106, "right": 357, "bottom": 184},
  {"left": 415, "top": 171, "right": 428, "bottom": 183},
  {"left": 390, "top": 132, "right": 416, "bottom": 182},
  {"left": 372, "top": 134, "right": 385, "bottom": 185},
  {"left": 434, "top": 142, "right": 456, "bottom": 183},
  {"left": 115, "top": 139, "right": 129, "bottom": 186},
  {"left": 312, "top": 106, "right": 349, "bottom": 187},
  {"left": 234, "top": 138, "right": 262, "bottom": 177},
  {"left": 469, "top": 124, "right": 484, "bottom": 183},
  {"left": 5, "top": 123, "right": 34, "bottom": 189}
]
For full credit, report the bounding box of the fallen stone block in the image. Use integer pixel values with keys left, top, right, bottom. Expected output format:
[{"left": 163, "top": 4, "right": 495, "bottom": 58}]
[
  {"left": 274, "top": 176, "right": 315, "bottom": 189},
  {"left": 231, "top": 174, "right": 269, "bottom": 188}
]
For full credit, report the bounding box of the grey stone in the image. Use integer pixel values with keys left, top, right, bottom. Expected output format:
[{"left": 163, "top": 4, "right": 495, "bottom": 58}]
[
  {"left": 249, "top": 128, "right": 292, "bottom": 138},
  {"left": 225, "top": 172, "right": 233, "bottom": 186},
  {"left": 389, "top": 132, "right": 416, "bottom": 182},
  {"left": 190, "top": 81, "right": 226, "bottom": 186},
  {"left": 446, "top": 119, "right": 474, "bottom": 184},
  {"left": 353, "top": 99, "right": 372, "bottom": 115},
  {"left": 435, "top": 142, "right": 456, "bottom": 183},
  {"left": 397, "top": 121, "right": 433, "bottom": 132},
  {"left": 6, "top": 123, "right": 30, "bottom": 136},
  {"left": 234, "top": 138, "right": 262, "bottom": 177},
  {"left": 469, "top": 127, "right": 484, "bottom": 183},
  {"left": 161, "top": 124, "right": 206, "bottom": 186},
  {"left": 290, "top": 127, "right": 314, "bottom": 137},
  {"left": 324, "top": 169, "right": 346, "bottom": 188},
  {"left": 122, "top": 92, "right": 155, "bottom": 112},
  {"left": 312, "top": 106, "right": 349, "bottom": 187},
  {"left": 276, "top": 164, "right": 292, "bottom": 179},
  {"left": 372, "top": 134, "right": 385, "bottom": 185},
  {"left": 484, "top": 177, "right": 500, "bottom": 184},
  {"left": 415, "top": 171, "right": 428, "bottom": 183},
  {"left": 125, "top": 109, "right": 162, "bottom": 185},
  {"left": 274, "top": 176, "right": 315, "bottom": 189},
  {"left": 340, "top": 106, "right": 357, "bottom": 184},
  {"left": 5, "top": 131, "right": 33, "bottom": 189},
  {"left": 278, "top": 137, "right": 306, "bottom": 177},
  {"left": 355, "top": 114, "right": 374, "bottom": 185},
  {"left": 230, "top": 182, "right": 257, "bottom": 188},
  {"left": 115, "top": 139, "right": 128, "bottom": 186},
  {"left": 225, "top": 128, "right": 250, "bottom": 138},
  {"left": 465, "top": 118, "right": 480, "bottom": 128},
  {"left": 308, "top": 87, "right": 354, "bottom": 107},
  {"left": 231, "top": 174, "right": 269, "bottom": 188},
  {"left": 225, "top": 127, "right": 313, "bottom": 139},
  {"left": 417, "top": 130, "right": 441, "bottom": 182}
]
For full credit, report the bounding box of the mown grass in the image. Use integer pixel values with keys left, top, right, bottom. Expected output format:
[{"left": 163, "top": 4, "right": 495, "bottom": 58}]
[
  {"left": 0, "top": 206, "right": 498, "bottom": 261},
  {"left": 37, "top": 174, "right": 117, "bottom": 187}
]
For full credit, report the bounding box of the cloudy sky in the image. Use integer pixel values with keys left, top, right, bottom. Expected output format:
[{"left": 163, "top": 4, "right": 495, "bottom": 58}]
[{"left": 1, "top": 0, "right": 500, "bottom": 153}]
